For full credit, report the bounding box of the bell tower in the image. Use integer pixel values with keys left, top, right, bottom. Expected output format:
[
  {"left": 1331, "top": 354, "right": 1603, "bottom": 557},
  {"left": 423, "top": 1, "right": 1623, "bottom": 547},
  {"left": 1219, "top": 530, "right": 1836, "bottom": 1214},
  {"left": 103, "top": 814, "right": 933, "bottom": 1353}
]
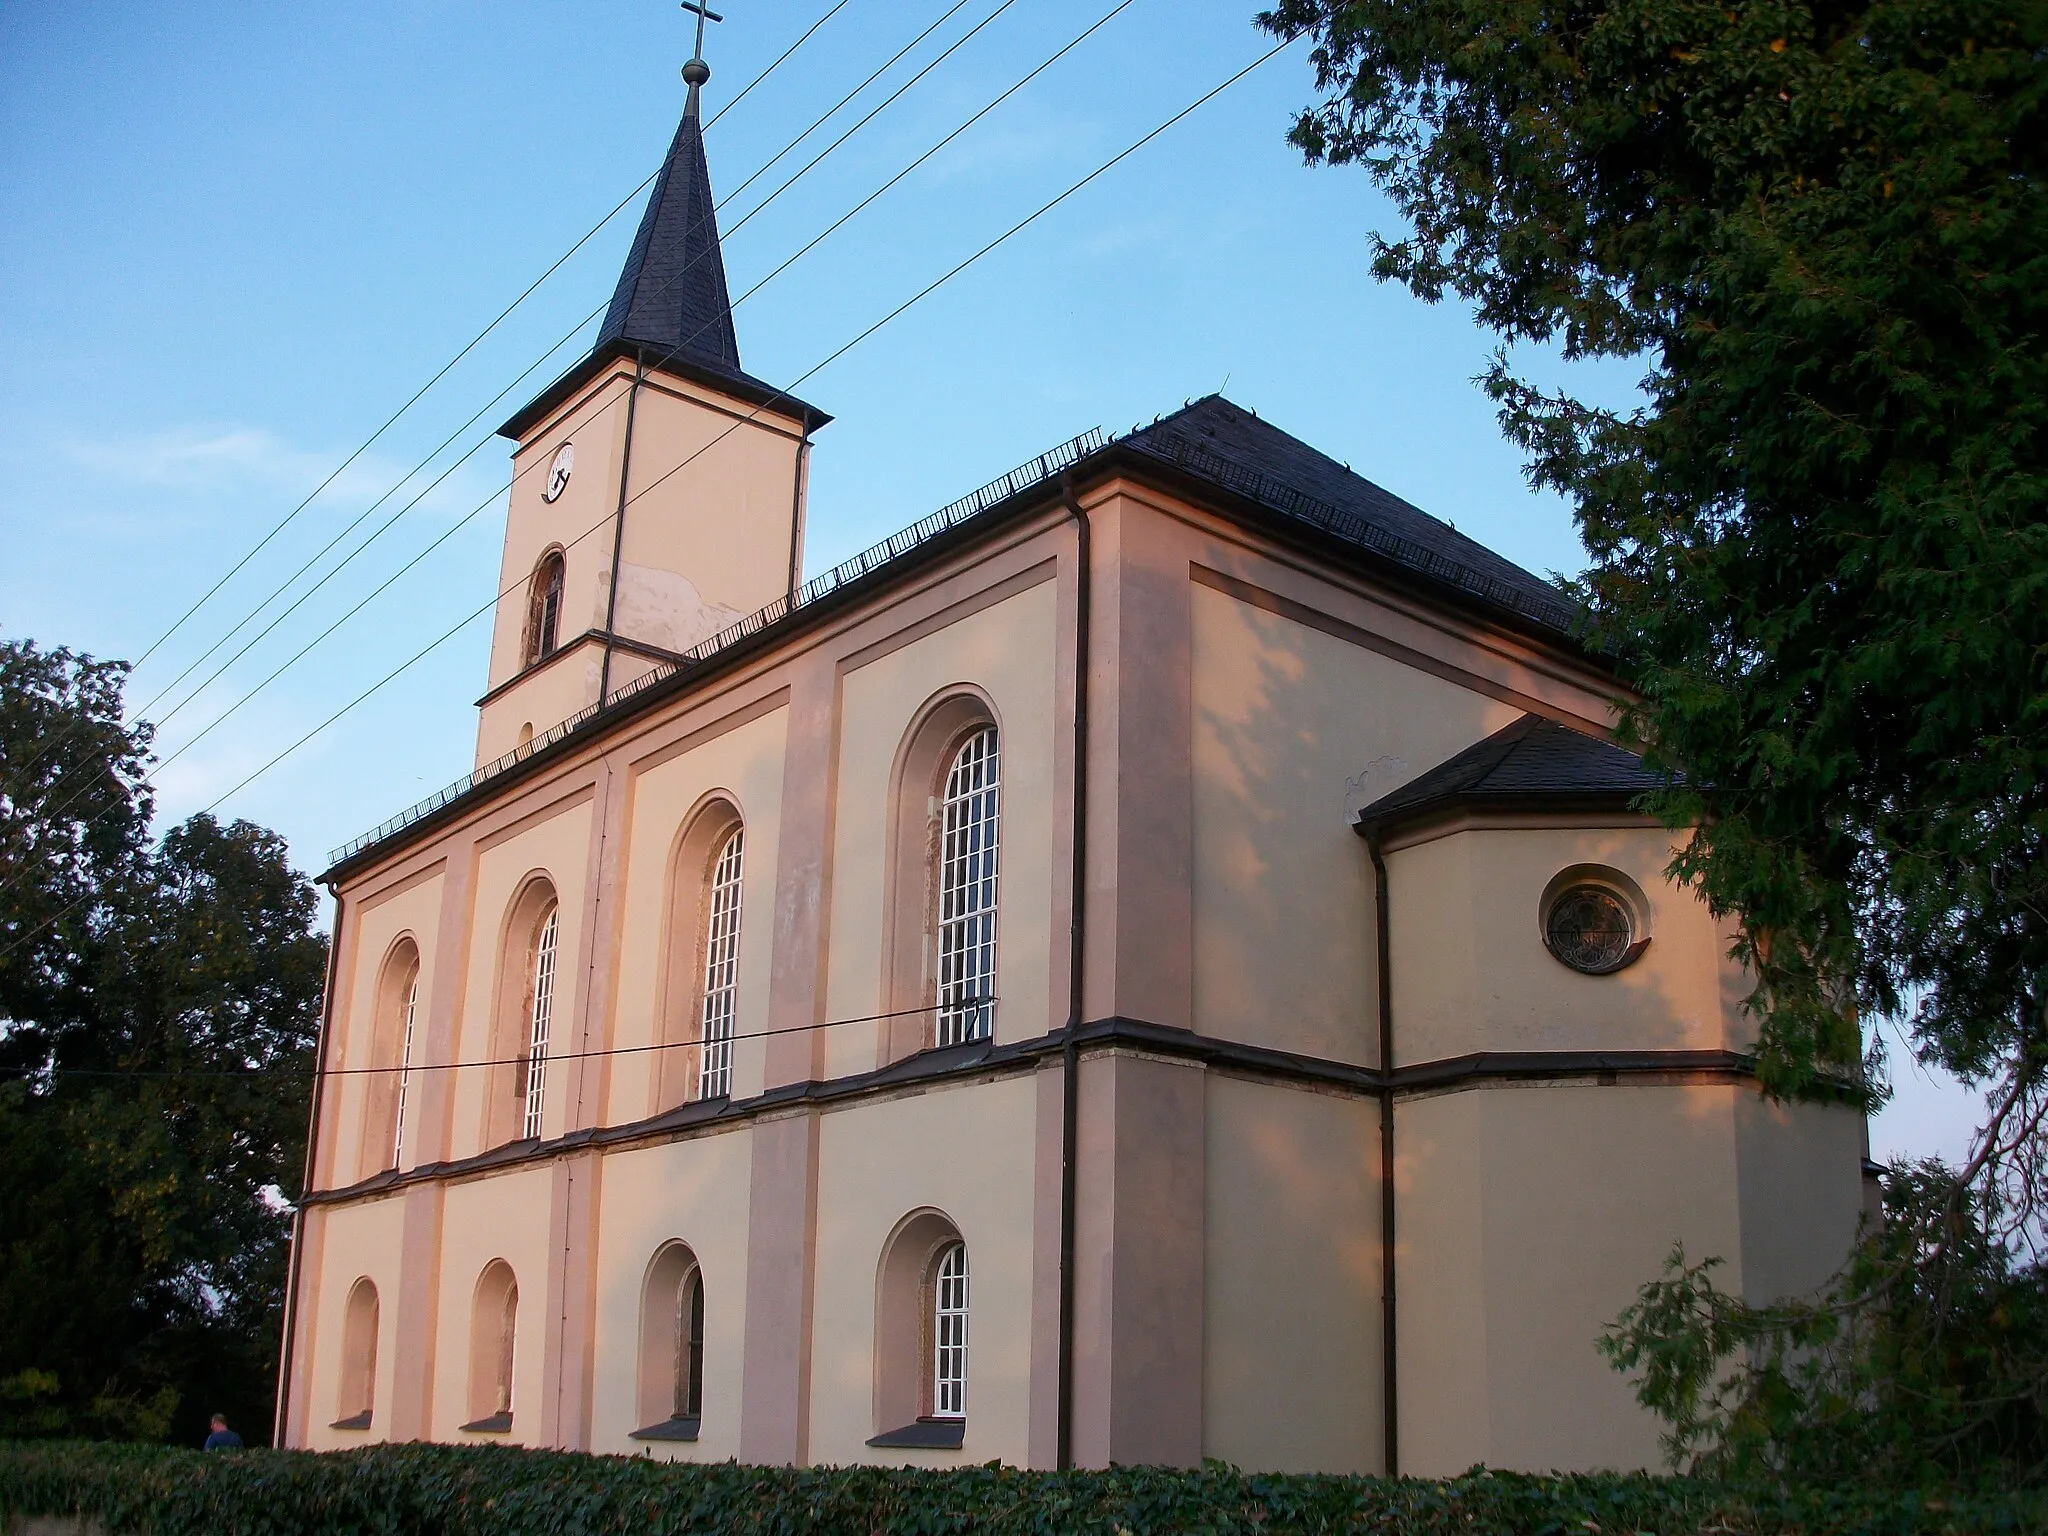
[{"left": 476, "top": 9, "right": 830, "bottom": 767}]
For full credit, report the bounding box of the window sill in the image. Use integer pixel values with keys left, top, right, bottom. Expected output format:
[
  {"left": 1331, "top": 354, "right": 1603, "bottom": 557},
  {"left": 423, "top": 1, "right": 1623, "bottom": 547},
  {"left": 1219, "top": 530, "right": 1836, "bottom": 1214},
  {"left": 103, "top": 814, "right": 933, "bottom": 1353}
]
[
  {"left": 629, "top": 1416, "right": 700, "bottom": 1442},
  {"left": 458, "top": 1412, "right": 514, "bottom": 1434},
  {"left": 329, "top": 1411, "right": 372, "bottom": 1431},
  {"left": 867, "top": 1417, "right": 964, "bottom": 1450}
]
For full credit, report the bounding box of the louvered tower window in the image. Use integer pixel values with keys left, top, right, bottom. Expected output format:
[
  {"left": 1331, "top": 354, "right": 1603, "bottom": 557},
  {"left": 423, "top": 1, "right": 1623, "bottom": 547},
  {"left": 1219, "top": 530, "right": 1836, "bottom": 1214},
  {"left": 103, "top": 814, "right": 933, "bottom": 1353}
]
[
  {"left": 697, "top": 827, "right": 744, "bottom": 1099},
  {"left": 936, "top": 727, "right": 999, "bottom": 1046},
  {"left": 522, "top": 907, "right": 558, "bottom": 1140}
]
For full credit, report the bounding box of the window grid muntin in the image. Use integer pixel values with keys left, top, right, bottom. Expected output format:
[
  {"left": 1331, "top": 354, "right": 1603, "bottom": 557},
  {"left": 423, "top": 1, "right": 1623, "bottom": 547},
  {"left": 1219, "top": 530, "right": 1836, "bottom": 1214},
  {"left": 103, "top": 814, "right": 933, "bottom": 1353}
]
[
  {"left": 932, "top": 1241, "right": 969, "bottom": 1418},
  {"left": 936, "top": 727, "right": 1000, "bottom": 1046},
  {"left": 697, "top": 827, "right": 745, "bottom": 1100},
  {"left": 523, "top": 908, "right": 558, "bottom": 1140},
  {"left": 392, "top": 973, "right": 418, "bottom": 1168}
]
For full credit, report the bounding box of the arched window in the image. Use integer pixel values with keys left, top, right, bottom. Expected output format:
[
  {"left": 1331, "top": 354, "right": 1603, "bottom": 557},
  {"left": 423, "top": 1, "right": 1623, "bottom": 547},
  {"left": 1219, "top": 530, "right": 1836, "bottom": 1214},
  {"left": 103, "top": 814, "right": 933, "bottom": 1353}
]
[
  {"left": 657, "top": 801, "right": 746, "bottom": 1113},
  {"left": 930, "top": 1241, "right": 969, "bottom": 1419},
  {"left": 521, "top": 905, "right": 559, "bottom": 1140},
  {"left": 489, "top": 881, "right": 560, "bottom": 1151},
  {"left": 698, "top": 827, "right": 744, "bottom": 1099},
  {"left": 333, "top": 1277, "right": 379, "bottom": 1430},
  {"left": 869, "top": 1210, "right": 969, "bottom": 1449},
  {"left": 463, "top": 1260, "right": 518, "bottom": 1432},
  {"left": 633, "top": 1243, "right": 705, "bottom": 1440},
  {"left": 525, "top": 551, "right": 565, "bottom": 667},
  {"left": 936, "top": 726, "right": 1000, "bottom": 1046},
  {"left": 360, "top": 939, "right": 420, "bottom": 1181}
]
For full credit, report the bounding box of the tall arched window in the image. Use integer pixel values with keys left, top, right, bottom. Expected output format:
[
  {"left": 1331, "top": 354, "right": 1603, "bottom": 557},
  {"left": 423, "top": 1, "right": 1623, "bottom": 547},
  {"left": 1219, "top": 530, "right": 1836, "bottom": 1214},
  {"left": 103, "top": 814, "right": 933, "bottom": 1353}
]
[
  {"left": 936, "top": 726, "right": 1000, "bottom": 1046},
  {"left": 360, "top": 940, "right": 420, "bottom": 1181},
  {"left": 463, "top": 1260, "right": 518, "bottom": 1432},
  {"left": 334, "top": 1277, "right": 379, "bottom": 1430},
  {"left": 697, "top": 826, "right": 744, "bottom": 1100},
  {"left": 633, "top": 1243, "right": 705, "bottom": 1440},
  {"left": 520, "top": 905, "right": 559, "bottom": 1140},
  {"left": 525, "top": 551, "right": 565, "bottom": 667}
]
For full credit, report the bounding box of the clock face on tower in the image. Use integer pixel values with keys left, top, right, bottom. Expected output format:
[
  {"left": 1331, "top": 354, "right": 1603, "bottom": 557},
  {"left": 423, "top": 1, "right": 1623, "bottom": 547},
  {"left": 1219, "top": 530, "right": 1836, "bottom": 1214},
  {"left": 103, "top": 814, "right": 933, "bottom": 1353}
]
[{"left": 541, "top": 442, "right": 574, "bottom": 504}]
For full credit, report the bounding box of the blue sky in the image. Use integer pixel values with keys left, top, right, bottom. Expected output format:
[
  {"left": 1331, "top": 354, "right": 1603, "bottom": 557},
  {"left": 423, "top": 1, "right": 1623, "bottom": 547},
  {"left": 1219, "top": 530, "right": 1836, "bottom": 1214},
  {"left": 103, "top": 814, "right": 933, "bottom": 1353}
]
[{"left": 0, "top": 0, "right": 1979, "bottom": 1161}]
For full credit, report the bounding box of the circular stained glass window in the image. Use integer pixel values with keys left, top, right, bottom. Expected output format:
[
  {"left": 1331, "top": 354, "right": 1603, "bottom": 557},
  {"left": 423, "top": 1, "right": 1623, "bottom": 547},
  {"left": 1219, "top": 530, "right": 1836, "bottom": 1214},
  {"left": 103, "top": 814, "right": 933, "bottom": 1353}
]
[{"left": 1544, "top": 884, "right": 1637, "bottom": 974}]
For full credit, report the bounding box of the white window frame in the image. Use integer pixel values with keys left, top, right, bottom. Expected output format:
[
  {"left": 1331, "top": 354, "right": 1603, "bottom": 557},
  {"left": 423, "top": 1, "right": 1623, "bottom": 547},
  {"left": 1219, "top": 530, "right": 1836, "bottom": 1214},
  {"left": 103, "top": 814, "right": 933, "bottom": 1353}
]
[
  {"left": 932, "top": 1241, "right": 969, "bottom": 1419},
  {"left": 935, "top": 726, "right": 999, "bottom": 1046},
  {"left": 697, "top": 827, "right": 744, "bottom": 1100},
  {"left": 392, "top": 973, "right": 418, "bottom": 1168},
  {"left": 523, "top": 907, "right": 558, "bottom": 1140}
]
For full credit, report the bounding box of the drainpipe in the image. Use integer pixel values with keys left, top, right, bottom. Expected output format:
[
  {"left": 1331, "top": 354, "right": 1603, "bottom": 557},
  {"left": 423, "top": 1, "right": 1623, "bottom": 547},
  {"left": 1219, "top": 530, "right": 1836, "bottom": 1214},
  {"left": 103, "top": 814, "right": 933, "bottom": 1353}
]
[
  {"left": 1055, "top": 472, "right": 1092, "bottom": 1472},
  {"left": 598, "top": 359, "right": 646, "bottom": 704},
  {"left": 1364, "top": 829, "right": 1398, "bottom": 1478},
  {"left": 787, "top": 435, "right": 811, "bottom": 606},
  {"left": 274, "top": 882, "right": 347, "bottom": 1448}
]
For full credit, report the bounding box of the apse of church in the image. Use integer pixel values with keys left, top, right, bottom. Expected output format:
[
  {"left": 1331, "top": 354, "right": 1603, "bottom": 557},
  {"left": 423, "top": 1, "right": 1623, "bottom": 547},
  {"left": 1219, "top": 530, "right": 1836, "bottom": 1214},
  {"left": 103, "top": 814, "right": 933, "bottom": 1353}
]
[{"left": 282, "top": 28, "right": 1870, "bottom": 1475}]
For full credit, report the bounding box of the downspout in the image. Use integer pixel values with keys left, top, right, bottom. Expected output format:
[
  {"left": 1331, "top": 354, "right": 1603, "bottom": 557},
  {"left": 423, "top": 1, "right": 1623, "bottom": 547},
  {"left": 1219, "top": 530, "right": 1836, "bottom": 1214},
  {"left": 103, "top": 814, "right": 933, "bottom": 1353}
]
[
  {"left": 274, "top": 882, "right": 347, "bottom": 1448},
  {"left": 787, "top": 434, "right": 811, "bottom": 605},
  {"left": 1055, "top": 473, "right": 1092, "bottom": 1472},
  {"left": 598, "top": 359, "right": 646, "bottom": 704},
  {"left": 1364, "top": 830, "right": 1398, "bottom": 1478}
]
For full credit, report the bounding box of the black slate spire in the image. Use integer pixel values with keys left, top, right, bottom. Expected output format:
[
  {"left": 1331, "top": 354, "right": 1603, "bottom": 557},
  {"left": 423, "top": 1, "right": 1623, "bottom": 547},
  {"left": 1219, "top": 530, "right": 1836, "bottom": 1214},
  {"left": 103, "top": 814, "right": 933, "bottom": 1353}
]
[{"left": 596, "top": 33, "right": 740, "bottom": 374}]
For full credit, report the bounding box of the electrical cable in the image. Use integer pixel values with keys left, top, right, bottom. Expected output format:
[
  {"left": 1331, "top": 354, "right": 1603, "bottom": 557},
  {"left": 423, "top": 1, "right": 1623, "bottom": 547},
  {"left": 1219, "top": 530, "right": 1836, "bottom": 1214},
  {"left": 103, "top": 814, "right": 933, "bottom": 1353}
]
[
  {"left": 0, "top": 32, "right": 1296, "bottom": 963},
  {"left": 10, "top": 0, "right": 1131, "bottom": 851},
  {"left": 0, "top": 999, "right": 995, "bottom": 1083}
]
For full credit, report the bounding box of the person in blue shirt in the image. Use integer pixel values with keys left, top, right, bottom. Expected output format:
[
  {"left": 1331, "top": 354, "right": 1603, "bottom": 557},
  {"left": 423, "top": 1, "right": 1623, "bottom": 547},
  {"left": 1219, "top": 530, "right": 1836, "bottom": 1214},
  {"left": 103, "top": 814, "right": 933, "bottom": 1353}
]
[{"left": 202, "top": 1413, "right": 243, "bottom": 1451}]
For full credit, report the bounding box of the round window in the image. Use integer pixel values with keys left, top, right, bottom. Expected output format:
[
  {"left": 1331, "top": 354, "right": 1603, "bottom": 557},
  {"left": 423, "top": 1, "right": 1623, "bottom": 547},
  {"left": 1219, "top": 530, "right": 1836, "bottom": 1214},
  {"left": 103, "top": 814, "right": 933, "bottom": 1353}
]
[{"left": 1543, "top": 883, "right": 1639, "bottom": 975}]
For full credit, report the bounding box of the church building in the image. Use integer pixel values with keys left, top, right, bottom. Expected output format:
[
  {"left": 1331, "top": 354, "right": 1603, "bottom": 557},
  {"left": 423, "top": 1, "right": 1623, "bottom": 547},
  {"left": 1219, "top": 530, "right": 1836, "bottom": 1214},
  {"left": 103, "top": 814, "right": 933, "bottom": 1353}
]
[{"left": 277, "top": 41, "right": 1870, "bottom": 1475}]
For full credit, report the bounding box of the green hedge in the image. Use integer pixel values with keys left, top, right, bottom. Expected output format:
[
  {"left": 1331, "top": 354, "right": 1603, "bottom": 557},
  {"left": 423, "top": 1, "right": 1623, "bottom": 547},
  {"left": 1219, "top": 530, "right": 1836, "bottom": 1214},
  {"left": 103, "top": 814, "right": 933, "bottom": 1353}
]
[{"left": 0, "top": 1440, "right": 2038, "bottom": 1536}]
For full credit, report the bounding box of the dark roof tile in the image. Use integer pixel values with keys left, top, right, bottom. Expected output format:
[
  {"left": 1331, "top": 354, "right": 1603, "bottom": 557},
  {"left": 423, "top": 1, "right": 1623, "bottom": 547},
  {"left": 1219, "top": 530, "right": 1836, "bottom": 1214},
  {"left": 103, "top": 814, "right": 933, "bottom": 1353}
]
[{"left": 1353, "top": 714, "right": 1667, "bottom": 834}]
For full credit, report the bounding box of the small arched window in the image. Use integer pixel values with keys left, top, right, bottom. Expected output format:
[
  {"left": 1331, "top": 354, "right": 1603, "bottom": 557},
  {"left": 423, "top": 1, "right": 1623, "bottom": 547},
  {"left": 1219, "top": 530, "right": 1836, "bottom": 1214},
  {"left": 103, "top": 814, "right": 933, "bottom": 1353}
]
[
  {"left": 633, "top": 1243, "right": 705, "bottom": 1441},
  {"left": 333, "top": 1277, "right": 379, "bottom": 1430},
  {"left": 463, "top": 1260, "right": 518, "bottom": 1432},
  {"left": 525, "top": 551, "right": 565, "bottom": 667},
  {"left": 520, "top": 905, "right": 559, "bottom": 1140},
  {"left": 869, "top": 1210, "right": 968, "bottom": 1450},
  {"left": 697, "top": 826, "right": 744, "bottom": 1099},
  {"left": 936, "top": 726, "right": 1000, "bottom": 1046}
]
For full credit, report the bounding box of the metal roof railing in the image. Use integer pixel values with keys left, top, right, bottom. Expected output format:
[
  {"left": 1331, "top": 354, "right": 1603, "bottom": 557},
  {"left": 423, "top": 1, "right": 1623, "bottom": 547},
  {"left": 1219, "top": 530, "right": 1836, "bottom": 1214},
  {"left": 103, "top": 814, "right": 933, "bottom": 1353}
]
[{"left": 329, "top": 427, "right": 1103, "bottom": 867}]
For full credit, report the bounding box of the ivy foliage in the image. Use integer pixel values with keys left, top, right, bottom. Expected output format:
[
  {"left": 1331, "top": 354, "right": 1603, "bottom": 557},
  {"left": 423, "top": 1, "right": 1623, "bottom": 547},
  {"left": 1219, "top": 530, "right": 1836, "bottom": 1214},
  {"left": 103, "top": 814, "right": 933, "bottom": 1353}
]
[
  {"left": 1, "top": 1440, "right": 2043, "bottom": 1536},
  {"left": 0, "top": 640, "right": 327, "bottom": 1445}
]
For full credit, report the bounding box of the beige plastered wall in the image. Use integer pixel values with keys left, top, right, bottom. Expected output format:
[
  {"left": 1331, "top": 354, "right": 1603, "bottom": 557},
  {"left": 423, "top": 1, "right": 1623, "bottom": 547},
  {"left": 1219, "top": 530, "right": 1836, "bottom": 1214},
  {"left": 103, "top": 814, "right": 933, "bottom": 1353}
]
[
  {"left": 604, "top": 701, "right": 790, "bottom": 1120},
  {"left": 806, "top": 1074, "right": 1040, "bottom": 1467},
  {"left": 1202, "top": 1071, "right": 1382, "bottom": 1473},
  {"left": 586, "top": 1128, "right": 756, "bottom": 1458},
  {"left": 446, "top": 793, "right": 595, "bottom": 1157},
  {"left": 822, "top": 575, "right": 1061, "bottom": 1077},
  {"left": 298, "top": 1193, "right": 407, "bottom": 1450},
  {"left": 1385, "top": 823, "right": 1746, "bottom": 1060},
  {"left": 429, "top": 1165, "right": 557, "bottom": 1443}
]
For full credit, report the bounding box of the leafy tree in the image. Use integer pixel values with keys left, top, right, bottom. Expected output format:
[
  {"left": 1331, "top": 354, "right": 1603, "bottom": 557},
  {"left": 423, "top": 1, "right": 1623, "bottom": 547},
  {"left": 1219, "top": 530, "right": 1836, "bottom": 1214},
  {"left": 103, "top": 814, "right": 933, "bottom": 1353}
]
[
  {"left": 1257, "top": 0, "right": 2046, "bottom": 1480},
  {"left": 0, "top": 640, "right": 325, "bottom": 1445}
]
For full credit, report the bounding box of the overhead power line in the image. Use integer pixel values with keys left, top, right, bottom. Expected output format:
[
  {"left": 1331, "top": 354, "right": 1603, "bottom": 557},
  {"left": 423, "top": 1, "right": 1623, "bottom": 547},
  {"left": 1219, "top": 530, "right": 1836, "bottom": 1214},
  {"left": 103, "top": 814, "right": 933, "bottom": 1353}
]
[{"left": 0, "top": 31, "right": 1297, "bottom": 965}]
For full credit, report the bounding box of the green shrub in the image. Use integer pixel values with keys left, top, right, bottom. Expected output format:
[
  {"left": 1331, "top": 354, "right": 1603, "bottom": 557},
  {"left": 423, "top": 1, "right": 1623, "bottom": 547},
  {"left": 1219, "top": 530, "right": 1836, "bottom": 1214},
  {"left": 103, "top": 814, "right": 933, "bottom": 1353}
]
[{"left": 1, "top": 1439, "right": 2041, "bottom": 1536}]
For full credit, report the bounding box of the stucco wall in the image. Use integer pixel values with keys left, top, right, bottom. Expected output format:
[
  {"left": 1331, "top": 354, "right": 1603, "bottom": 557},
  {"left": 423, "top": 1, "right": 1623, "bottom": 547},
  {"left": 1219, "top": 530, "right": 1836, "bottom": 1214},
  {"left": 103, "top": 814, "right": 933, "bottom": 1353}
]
[
  {"left": 822, "top": 577, "right": 1060, "bottom": 1076},
  {"left": 1202, "top": 1072, "right": 1382, "bottom": 1473},
  {"left": 806, "top": 1075, "right": 1040, "bottom": 1467},
  {"left": 587, "top": 1129, "right": 755, "bottom": 1458},
  {"left": 1189, "top": 579, "right": 1522, "bottom": 1064}
]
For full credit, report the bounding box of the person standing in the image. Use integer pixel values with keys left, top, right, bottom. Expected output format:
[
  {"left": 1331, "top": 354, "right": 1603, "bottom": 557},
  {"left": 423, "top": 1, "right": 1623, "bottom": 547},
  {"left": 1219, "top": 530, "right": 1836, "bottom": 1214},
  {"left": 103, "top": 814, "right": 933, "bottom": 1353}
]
[{"left": 202, "top": 1413, "right": 243, "bottom": 1450}]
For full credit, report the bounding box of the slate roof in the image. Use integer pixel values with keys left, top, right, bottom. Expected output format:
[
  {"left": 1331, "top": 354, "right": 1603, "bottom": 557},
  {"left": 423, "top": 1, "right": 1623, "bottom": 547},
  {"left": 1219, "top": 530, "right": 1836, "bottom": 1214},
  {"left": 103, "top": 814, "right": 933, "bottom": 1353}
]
[
  {"left": 1119, "top": 397, "right": 1581, "bottom": 637},
  {"left": 1352, "top": 714, "right": 1668, "bottom": 835}
]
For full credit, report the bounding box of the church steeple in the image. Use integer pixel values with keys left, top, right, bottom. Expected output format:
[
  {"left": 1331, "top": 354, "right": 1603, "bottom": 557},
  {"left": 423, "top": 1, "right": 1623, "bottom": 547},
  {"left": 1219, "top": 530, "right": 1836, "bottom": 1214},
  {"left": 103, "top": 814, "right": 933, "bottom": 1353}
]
[{"left": 596, "top": 3, "right": 740, "bottom": 374}]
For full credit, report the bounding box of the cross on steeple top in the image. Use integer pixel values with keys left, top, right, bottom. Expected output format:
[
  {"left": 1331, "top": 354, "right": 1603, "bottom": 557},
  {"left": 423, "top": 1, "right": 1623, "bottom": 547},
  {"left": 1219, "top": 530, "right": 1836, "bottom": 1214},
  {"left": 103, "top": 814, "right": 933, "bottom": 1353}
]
[{"left": 679, "top": 1, "right": 722, "bottom": 115}]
